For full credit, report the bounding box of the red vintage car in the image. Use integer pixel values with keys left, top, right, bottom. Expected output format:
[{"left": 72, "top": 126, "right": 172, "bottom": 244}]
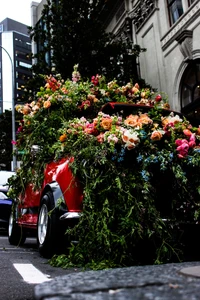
[
  {"left": 8, "top": 156, "right": 83, "bottom": 258},
  {"left": 7, "top": 103, "right": 193, "bottom": 258}
]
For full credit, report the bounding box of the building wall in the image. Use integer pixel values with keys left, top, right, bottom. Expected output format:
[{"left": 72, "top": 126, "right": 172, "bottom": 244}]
[
  {"left": 0, "top": 18, "right": 32, "bottom": 112},
  {"left": 1, "top": 32, "right": 13, "bottom": 112},
  {"left": 105, "top": 0, "right": 200, "bottom": 114},
  {"left": 30, "top": 0, "right": 200, "bottom": 117}
]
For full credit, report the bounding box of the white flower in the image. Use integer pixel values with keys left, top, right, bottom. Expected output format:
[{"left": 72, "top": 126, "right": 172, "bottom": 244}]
[{"left": 122, "top": 130, "right": 140, "bottom": 150}]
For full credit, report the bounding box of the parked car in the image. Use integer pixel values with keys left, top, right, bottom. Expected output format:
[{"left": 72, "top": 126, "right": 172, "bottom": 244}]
[
  {"left": 7, "top": 103, "right": 196, "bottom": 258},
  {"left": 0, "top": 171, "right": 15, "bottom": 229},
  {"left": 8, "top": 157, "right": 83, "bottom": 257}
]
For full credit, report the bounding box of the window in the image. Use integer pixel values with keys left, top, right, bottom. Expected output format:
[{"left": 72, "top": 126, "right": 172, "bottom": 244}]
[
  {"left": 188, "top": 0, "right": 196, "bottom": 6},
  {"left": 181, "top": 59, "right": 200, "bottom": 124},
  {"left": 167, "top": 0, "right": 183, "bottom": 25}
]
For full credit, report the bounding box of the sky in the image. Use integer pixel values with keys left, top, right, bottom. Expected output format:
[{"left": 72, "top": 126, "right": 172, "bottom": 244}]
[{"left": 0, "top": 0, "right": 41, "bottom": 26}]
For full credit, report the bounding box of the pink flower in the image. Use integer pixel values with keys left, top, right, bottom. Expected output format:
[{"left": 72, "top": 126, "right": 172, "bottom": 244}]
[
  {"left": 17, "top": 126, "right": 23, "bottom": 133},
  {"left": 175, "top": 139, "right": 189, "bottom": 158},
  {"left": 175, "top": 139, "right": 187, "bottom": 146},
  {"left": 96, "top": 133, "right": 104, "bottom": 143},
  {"left": 84, "top": 123, "right": 96, "bottom": 134},
  {"left": 91, "top": 75, "right": 100, "bottom": 86},
  {"left": 107, "top": 134, "right": 118, "bottom": 144},
  {"left": 11, "top": 140, "right": 17, "bottom": 145},
  {"left": 189, "top": 134, "right": 196, "bottom": 148}
]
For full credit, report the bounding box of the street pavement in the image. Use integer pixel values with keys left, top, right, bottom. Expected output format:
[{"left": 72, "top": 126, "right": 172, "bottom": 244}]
[{"left": 34, "top": 261, "right": 200, "bottom": 299}]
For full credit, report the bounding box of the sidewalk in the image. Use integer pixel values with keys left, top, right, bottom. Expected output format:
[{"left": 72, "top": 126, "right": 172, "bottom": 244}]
[{"left": 34, "top": 261, "right": 200, "bottom": 300}]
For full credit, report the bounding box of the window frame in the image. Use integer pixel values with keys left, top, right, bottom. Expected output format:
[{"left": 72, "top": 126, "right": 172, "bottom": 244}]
[
  {"left": 167, "top": 0, "right": 184, "bottom": 26},
  {"left": 188, "top": 0, "right": 196, "bottom": 7},
  {"left": 181, "top": 59, "right": 200, "bottom": 124}
]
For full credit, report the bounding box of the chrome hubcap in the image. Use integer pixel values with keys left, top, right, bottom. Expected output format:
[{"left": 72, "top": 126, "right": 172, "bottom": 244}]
[
  {"left": 38, "top": 204, "right": 48, "bottom": 244},
  {"left": 8, "top": 213, "right": 13, "bottom": 237}
]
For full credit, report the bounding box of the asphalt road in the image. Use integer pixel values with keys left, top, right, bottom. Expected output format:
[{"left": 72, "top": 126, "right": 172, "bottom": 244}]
[
  {"left": 2, "top": 224, "right": 200, "bottom": 300},
  {"left": 0, "top": 227, "right": 81, "bottom": 300}
]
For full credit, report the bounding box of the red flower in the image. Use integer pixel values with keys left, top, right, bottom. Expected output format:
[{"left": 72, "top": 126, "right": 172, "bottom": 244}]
[
  {"left": 155, "top": 94, "right": 162, "bottom": 102},
  {"left": 79, "top": 100, "right": 91, "bottom": 109}
]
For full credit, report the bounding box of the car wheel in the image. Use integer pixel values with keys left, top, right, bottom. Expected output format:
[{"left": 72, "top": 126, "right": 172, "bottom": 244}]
[
  {"left": 37, "top": 192, "right": 63, "bottom": 258},
  {"left": 8, "top": 205, "right": 26, "bottom": 246}
]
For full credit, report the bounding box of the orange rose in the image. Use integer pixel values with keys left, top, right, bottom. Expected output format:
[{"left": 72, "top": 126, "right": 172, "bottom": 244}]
[
  {"left": 100, "top": 118, "right": 112, "bottom": 130},
  {"left": 150, "top": 130, "right": 163, "bottom": 141},
  {"left": 138, "top": 114, "right": 152, "bottom": 126},
  {"left": 183, "top": 129, "right": 192, "bottom": 136},
  {"left": 161, "top": 117, "right": 169, "bottom": 126},
  {"left": 124, "top": 115, "right": 139, "bottom": 127},
  {"left": 132, "top": 87, "right": 139, "bottom": 94},
  {"left": 22, "top": 105, "right": 31, "bottom": 115},
  {"left": 59, "top": 133, "right": 67, "bottom": 142},
  {"left": 196, "top": 128, "right": 200, "bottom": 136},
  {"left": 163, "top": 103, "right": 170, "bottom": 109},
  {"left": 43, "top": 100, "right": 51, "bottom": 109}
]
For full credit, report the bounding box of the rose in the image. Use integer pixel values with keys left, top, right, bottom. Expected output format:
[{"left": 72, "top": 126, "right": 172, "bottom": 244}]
[
  {"left": 124, "top": 115, "right": 139, "bottom": 127},
  {"left": 22, "top": 105, "right": 31, "bottom": 115},
  {"left": 150, "top": 130, "right": 163, "bottom": 141},
  {"left": 138, "top": 113, "right": 153, "bottom": 126},
  {"left": 155, "top": 94, "right": 162, "bottom": 102},
  {"left": 132, "top": 87, "right": 139, "bottom": 94},
  {"left": 100, "top": 117, "right": 113, "bottom": 130},
  {"left": 43, "top": 100, "right": 51, "bottom": 109},
  {"left": 183, "top": 129, "right": 192, "bottom": 136},
  {"left": 84, "top": 123, "right": 97, "bottom": 135},
  {"left": 175, "top": 139, "right": 189, "bottom": 158},
  {"left": 189, "top": 134, "right": 196, "bottom": 148},
  {"left": 59, "top": 133, "right": 67, "bottom": 142}
]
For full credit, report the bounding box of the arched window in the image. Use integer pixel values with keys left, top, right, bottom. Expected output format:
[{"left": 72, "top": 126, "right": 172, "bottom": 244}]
[{"left": 181, "top": 59, "right": 200, "bottom": 125}]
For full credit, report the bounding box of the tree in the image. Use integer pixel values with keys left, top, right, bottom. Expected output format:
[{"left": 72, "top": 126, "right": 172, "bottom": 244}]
[{"left": 28, "top": 0, "right": 145, "bottom": 92}]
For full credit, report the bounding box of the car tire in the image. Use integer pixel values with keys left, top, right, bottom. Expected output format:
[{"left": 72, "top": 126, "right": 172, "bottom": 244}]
[
  {"left": 37, "top": 192, "right": 63, "bottom": 258},
  {"left": 8, "top": 205, "right": 26, "bottom": 246}
]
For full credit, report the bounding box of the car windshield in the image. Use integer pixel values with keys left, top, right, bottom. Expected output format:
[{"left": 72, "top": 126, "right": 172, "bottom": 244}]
[{"left": 0, "top": 191, "right": 8, "bottom": 199}]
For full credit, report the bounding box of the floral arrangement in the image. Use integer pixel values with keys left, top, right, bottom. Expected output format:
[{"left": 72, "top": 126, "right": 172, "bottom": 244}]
[{"left": 8, "top": 65, "right": 200, "bottom": 269}]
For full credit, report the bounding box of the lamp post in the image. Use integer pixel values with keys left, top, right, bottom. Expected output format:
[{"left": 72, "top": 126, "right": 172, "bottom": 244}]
[{"left": 0, "top": 45, "right": 17, "bottom": 171}]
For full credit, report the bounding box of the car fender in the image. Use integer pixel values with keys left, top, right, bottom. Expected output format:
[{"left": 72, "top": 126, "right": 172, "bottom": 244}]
[{"left": 41, "top": 182, "right": 67, "bottom": 210}]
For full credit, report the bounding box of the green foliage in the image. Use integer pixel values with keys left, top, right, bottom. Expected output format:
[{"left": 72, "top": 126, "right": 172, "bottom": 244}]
[{"left": 8, "top": 68, "right": 200, "bottom": 269}]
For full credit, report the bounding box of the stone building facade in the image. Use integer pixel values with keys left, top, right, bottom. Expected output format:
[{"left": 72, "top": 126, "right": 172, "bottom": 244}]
[
  {"left": 104, "top": 0, "right": 200, "bottom": 122},
  {"left": 31, "top": 0, "right": 200, "bottom": 121}
]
